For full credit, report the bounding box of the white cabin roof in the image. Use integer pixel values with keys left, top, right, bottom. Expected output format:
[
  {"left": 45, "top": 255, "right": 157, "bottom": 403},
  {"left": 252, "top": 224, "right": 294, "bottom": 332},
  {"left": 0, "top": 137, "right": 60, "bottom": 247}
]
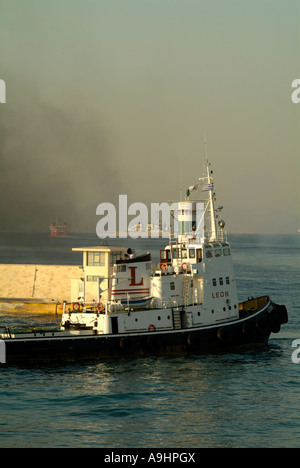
[{"left": 72, "top": 246, "right": 127, "bottom": 253}]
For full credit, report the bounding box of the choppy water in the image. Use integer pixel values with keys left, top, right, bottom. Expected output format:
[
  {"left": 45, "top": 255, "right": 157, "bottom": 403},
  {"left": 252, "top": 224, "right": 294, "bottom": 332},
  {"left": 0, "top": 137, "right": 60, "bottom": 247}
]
[{"left": 0, "top": 233, "right": 299, "bottom": 448}]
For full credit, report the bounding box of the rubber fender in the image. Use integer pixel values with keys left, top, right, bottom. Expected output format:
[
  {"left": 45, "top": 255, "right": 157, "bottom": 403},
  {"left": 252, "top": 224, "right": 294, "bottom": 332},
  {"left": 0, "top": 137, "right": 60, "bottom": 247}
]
[
  {"left": 187, "top": 332, "right": 201, "bottom": 350},
  {"left": 255, "top": 318, "right": 271, "bottom": 337},
  {"left": 242, "top": 322, "right": 257, "bottom": 341},
  {"left": 119, "top": 337, "right": 134, "bottom": 353},
  {"left": 278, "top": 305, "right": 288, "bottom": 325},
  {"left": 269, "top": 312, "right": 281, "bottom": 333},
  {"left": 146, "top": 335, "right": 162, "bottom": 353},
  {"left": 217, "top": 327, "right": 233, "bottom": 345}
]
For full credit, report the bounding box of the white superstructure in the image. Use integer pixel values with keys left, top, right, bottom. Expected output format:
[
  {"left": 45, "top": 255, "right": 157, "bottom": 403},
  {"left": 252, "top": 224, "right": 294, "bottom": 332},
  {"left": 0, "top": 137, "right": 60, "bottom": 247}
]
[{"left": 62, "top": 159, "right": 240, "bottom": 334}]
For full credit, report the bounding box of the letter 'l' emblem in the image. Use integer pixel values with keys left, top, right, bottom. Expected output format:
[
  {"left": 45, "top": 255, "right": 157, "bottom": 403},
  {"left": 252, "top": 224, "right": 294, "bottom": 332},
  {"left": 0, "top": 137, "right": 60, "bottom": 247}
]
[{"left": 128, "top": 266, "right": 144, "bottom": 286}]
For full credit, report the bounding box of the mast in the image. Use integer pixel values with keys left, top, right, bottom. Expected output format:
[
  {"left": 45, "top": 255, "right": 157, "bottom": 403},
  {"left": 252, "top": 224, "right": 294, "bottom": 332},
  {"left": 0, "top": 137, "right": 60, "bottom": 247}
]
[{"left": 204, "top": 139, "right": 217, "bottom": 241}]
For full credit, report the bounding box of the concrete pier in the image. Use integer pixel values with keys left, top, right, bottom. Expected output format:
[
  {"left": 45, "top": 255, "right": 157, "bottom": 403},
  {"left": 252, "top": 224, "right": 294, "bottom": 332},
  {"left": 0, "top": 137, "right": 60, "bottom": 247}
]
[{"left": 0, "top": 264, "right": 82, "bottom": 313}]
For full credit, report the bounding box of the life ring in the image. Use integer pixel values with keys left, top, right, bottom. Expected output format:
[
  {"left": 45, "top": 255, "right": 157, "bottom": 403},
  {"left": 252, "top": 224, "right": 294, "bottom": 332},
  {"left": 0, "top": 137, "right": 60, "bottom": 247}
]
[
  {"left": 97, "top": 302, "right": 105, "bottom": 313},
  {"left": 181, "top": 262, "right": 188, "bottom": 271},
  {"left": 72, "top": 302, "right": 82, "bottom": 311},
  {"left": 160, "top": 263, "right": 168, "bottom": 270},
  {"left": 148, "top": 324, "right": 156, "bottom": 332}
]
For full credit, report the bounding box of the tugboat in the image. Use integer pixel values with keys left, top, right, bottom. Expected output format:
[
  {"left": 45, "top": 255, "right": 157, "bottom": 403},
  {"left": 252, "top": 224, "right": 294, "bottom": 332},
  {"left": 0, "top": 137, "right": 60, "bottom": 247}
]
[{"left": 0, "top": 159, "right": 288, "bottom": 363}]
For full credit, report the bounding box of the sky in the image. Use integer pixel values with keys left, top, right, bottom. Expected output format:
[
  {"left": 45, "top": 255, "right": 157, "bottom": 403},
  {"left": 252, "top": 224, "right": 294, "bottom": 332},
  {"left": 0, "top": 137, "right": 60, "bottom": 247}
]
[{"left": 0, "top": 0, "right": 299, "bottom": 233}]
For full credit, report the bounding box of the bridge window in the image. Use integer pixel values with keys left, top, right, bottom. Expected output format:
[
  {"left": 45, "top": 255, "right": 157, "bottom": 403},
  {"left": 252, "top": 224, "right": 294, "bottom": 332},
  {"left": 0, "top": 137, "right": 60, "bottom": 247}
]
[
  {"left": 161, "top": 249, "right": 171, "bottom": 261},
  {"left": 87, "top": 252, "right": 105, "bottom": 266},
  {"left": 110, "top": 251, "right": 123, "bottom": 266},
  {"left": 172, "top": 247, "right": 180, "bottom": 259},
  {"left": 189, "top": 249, "right": 195, "bottom": 258},
  {"left": 214, "top": 247, "right": 222, "bottom": 257},
  {"left": 87, "top": 275, "right": 104, "bottom": 282},
  {"left": 206, "top": 249, "right": 214, "bottom": 258},
  {"left": 221, "top": 243, "right": 231, "bottom": 256}
]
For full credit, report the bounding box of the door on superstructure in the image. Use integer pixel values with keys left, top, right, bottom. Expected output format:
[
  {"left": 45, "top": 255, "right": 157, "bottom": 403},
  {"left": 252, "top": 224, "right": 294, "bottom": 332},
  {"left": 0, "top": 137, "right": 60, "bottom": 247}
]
[
  {"left": 160, "top": 249, "right": 171, "bottom": 266},
  {"left": 196, "top": 248, "right": 202, "bottom": 263},
  {"left": 111, "top": 317, "right": 119, "bottom": 334}
]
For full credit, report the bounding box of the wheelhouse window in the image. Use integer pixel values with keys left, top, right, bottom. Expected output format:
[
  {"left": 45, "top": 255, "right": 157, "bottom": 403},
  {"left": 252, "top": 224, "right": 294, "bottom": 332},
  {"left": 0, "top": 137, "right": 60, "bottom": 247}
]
[
  {"left": 87, "top": 252, "right": 105, "bottom": 266},
  {"left": 113, "top": 264, "right": 126, "bottom": 273},
  {"left": 160, "top": 249, "right": 171, "bottom": 263},
  {"left": 87, "top": 275, "right": 103, "bottom": 282},
  {"left": 205, "top": 248, "right": 214, "bottom": 258},
  {"left": 189, "top": 249, "right": 195, "bottom": 259},
  {"left": 214, "top": 247, "right": 222, "bottom": 257},
  {"left": 172, "top": 247, "right": 180, "bottom": 259},
  {"left": 222, "top": 243, "right": 231, "bottom": 256},
  {"left": 110, "top": 251, "right": 123, "bottom": 266}
]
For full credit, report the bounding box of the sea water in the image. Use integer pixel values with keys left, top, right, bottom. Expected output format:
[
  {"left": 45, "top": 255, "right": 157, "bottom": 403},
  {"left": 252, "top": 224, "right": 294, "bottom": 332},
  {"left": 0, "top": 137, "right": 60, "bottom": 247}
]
[{"left": 0, "top": 233, "right": 299, "bottom": 448}]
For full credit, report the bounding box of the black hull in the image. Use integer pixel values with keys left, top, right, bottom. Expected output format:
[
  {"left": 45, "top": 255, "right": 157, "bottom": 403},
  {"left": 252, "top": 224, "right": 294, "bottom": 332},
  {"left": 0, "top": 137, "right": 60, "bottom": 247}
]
[{"left": 2, "top": 300, "right": 288, "bottom": 365}]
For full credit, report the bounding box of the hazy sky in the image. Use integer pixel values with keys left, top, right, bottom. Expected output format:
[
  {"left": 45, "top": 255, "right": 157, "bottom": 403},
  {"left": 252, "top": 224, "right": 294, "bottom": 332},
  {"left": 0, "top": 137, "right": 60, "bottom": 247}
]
[{"left": 0, "top": 0, "right": 299, "bottom": 233}]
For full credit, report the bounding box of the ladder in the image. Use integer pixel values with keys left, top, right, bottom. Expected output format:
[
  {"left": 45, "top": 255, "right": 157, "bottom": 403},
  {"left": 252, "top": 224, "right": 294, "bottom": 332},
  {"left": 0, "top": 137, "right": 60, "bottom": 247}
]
[
  {"left": 172, "top": 309, "right": 181, "bottom": 330},
  {"left": 183, "top": 276, "right": 190, "bottom": 306}
]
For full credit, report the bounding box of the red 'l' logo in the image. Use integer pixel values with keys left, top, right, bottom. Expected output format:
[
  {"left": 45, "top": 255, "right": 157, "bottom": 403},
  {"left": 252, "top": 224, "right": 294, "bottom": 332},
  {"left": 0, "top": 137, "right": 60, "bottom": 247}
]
[{"left": 129, "top": 266, "right": 144, "bottom": 286}]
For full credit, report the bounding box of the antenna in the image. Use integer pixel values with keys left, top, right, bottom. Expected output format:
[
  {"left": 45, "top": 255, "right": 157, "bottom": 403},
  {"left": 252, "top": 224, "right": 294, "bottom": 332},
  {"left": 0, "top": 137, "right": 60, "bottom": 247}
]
[
  {"left": 204, "top": 130, "right": 209, "bottom": 168},
  {"left": 203, "top": 131, "right": 217, "bottom": 241},
  {"left": 180, "top": 156, "right": 183, "bottom": 201}
]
